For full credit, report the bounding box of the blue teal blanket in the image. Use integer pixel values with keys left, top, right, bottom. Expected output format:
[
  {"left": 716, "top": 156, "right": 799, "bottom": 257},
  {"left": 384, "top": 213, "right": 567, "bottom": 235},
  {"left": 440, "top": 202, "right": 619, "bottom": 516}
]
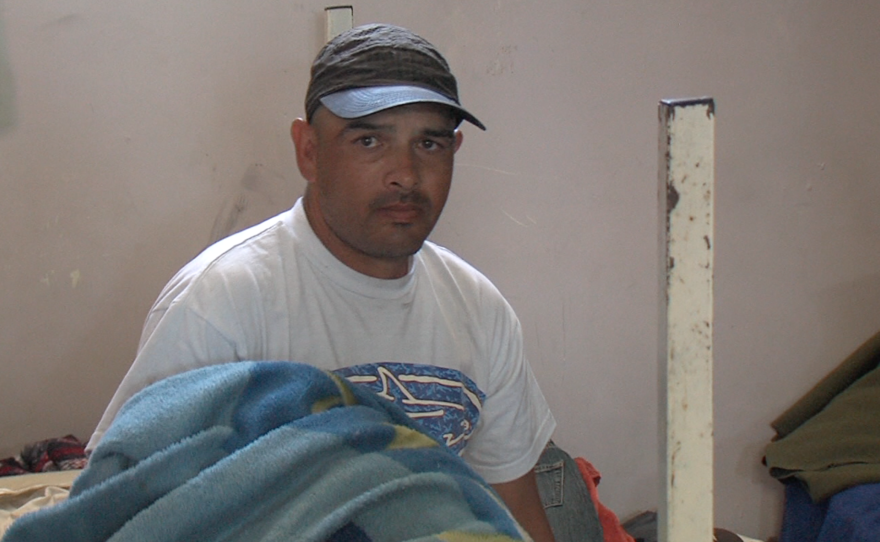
[{"left": 3, "top": 362, "right": 528, "bottom": 541}]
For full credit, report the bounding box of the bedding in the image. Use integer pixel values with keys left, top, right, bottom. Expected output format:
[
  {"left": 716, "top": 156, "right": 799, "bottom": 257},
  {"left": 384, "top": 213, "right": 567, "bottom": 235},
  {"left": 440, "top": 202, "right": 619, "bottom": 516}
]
[
  {"left": 0, "top": 434, "right": 87, "bottom": 477},
  {"left": 2, "top": 361, "right": 529, "bottom": 542},
  {"left": 764, "top": 328, "right": 880, "bottom": 542},
  {"left": 778, "top": 480, "right": 880, "bottom": 542},
  {"left": 0, "top": 470, "right": 81, "bottom": 537}
]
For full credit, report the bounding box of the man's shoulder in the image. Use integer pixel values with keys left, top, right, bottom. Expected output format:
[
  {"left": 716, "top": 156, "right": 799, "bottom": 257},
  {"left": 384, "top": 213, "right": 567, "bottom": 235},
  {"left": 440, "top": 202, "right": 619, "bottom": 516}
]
[
  {"left": 420, "top": 241, "right": 490, "bottom": 281},
  {"left": 153, "top": 210, "right": 294, "bottom": 308},
  {"left": 418, "top": 241, "right": 510, "bottom": 308},
  {"left": 195, "top": 211, "right": 292, "bottom": 270}
]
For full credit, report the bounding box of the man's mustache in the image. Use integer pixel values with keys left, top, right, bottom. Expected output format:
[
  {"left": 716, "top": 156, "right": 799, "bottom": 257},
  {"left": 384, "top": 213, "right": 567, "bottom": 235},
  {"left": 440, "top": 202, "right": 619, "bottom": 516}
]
[{"left": 369, "top": 190, "right": 431, "bottom": 211}]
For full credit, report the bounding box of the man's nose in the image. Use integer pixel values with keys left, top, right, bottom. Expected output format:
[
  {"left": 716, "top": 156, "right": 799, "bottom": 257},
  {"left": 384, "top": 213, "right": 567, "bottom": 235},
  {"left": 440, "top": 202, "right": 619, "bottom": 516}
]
[{"left": 387, "top": 147, "right": 420, "bottom": 191}]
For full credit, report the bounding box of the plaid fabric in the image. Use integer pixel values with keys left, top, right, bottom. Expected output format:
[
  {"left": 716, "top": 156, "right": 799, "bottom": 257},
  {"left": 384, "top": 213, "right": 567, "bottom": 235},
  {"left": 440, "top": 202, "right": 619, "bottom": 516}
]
[
  {"left": 0, "top": 435, "right": 87, "bottom": 478},
  {"left": 0, "top": 457, "right": 28, "bottom": 477}
]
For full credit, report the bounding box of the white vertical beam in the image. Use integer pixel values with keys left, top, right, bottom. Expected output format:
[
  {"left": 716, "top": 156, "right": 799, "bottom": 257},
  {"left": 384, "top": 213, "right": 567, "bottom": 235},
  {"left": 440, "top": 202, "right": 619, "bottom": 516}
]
[
  {"left": 325, "top": 5, "right": 353, "bottom": 42},
  {"left": 658, "top": 98, "right": 715, "bottom": 542}
]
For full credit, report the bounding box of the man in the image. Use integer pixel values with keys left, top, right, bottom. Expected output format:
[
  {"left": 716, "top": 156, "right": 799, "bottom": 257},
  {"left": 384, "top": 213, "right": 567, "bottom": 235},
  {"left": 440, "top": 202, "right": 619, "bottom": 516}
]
[{"left": 89, "top": 23, "right": 556, "bottom": 541}]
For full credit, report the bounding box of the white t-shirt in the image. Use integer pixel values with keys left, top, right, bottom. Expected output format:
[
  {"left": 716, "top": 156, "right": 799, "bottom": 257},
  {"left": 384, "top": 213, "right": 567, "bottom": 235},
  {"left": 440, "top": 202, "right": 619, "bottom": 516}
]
[{"left": 89, "top": 198, "right": 555, "bottom": 484}]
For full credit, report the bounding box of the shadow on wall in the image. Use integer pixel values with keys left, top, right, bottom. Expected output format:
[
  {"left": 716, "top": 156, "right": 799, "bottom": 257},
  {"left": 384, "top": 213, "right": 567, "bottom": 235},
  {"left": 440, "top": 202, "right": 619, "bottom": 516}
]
[
  {"left": 208, "top": 163, "right": 299, "bottom": 245},
  {"left": 0, "top": 9, "right": 16, "bottom": 133},
  {"left": 817, "top": 271, "right": 880, "bottom": 350}
]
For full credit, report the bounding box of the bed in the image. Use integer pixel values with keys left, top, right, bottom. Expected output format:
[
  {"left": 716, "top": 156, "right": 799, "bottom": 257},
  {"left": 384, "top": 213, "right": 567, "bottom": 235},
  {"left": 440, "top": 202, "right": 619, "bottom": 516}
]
[
  {"left": 1, "top": 362, "right": 539, "bottom": 541},
  {"left": 0, "top": 360, "right": 642, "bottom": 542},
  {"left": 0, "top": 469, "right": 81, "bottom": 536}
]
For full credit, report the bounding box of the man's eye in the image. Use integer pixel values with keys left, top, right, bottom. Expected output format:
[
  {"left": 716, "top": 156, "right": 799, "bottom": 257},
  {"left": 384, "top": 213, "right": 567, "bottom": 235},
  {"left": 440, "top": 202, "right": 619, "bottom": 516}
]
[
  {"left": 421, "top": 139, "right": 442, "bottom": 151},
  {"left": 357, "top": 135, "right": 378, "bottom": 147}
]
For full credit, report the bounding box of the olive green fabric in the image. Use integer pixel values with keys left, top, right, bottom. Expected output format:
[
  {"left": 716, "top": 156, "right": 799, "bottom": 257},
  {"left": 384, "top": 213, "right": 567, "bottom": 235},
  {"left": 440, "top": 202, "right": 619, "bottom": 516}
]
[
  {"left": 771, "top": 329, "right": 880, "bottom": 438},
  {"left": 764, "top": 329, "right": 880, "bottom": 503}
]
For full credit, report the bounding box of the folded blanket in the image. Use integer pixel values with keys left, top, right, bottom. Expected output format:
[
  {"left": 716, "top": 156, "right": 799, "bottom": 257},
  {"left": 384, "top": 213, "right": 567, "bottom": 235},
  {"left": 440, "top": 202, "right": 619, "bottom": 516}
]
[
  {"left": 779, "top": 481, "right": 880, "bottom": 542},
  {"left": 770, "top": 329, "right": 880, "bottom": 438},
  {"left": 764, "top": 330, "right": 880, "bottom": 502},
  {"left": 2, "top": 362, "right": 527, "bottom": 542}
]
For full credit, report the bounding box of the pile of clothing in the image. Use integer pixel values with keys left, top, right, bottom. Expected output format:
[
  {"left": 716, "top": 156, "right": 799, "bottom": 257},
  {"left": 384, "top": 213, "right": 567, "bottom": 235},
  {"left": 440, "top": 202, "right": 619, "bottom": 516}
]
[
  {"left": 0, "top": 436, "right": 87, "bottom": 478},
  {"left": 764, "top": 329, "right": 880, "bottom": 542}
]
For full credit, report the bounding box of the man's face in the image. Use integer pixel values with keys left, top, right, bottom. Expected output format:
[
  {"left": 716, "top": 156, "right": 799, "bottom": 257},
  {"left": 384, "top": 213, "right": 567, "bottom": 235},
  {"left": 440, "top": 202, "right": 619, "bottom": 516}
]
[{"left": 295, "top": 102, "right": 463, "bottom": 279}]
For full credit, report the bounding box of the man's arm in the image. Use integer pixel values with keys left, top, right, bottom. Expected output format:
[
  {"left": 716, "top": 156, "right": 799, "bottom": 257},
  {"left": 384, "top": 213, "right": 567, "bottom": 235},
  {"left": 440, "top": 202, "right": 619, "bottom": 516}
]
[{"left": 492, "top": 470, "right": 556, "bottom": 542}]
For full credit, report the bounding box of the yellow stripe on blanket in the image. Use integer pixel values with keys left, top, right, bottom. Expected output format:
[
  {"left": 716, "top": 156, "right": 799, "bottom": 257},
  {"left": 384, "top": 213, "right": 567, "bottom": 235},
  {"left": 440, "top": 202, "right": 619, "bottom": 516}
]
[
  {"left": 387, "top": 424, "right": 439, "bottom": 450},
  {"left": 312, "top": 371, "right": 361, "bottom": 413},
  {"left": 437, "top": 532, "right": 525, "bottom": 542}
]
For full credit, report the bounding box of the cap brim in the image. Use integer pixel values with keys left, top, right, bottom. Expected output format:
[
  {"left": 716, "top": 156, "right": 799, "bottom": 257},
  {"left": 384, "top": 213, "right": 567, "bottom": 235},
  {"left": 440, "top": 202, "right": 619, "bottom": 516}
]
[{"left": 319, "top": 85, "right": 486, "bottom": 130}]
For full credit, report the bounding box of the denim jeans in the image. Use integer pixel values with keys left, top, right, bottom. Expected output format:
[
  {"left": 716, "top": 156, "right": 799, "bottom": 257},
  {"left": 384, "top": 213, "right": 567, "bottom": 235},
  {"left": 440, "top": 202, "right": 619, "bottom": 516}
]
[{"left": 534, "top": 441, "right": 604, "bottom": 542}]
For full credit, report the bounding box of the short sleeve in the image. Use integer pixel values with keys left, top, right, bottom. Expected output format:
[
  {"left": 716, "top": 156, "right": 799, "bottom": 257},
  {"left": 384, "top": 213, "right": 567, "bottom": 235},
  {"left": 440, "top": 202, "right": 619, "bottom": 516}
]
[
  {"left": 87, "top": 285, "right": 239, "bottom": 451},
  {"left": 460, "top": 299, "right": 556, "bottom": 484}
]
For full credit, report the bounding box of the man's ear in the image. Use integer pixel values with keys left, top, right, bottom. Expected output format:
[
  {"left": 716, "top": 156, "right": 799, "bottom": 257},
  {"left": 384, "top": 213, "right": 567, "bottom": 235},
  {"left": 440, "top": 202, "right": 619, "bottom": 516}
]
[
  {"left": 291, "top": 118, "right": 317, "bottom": 183},
  {"left": 454, "top": 129, "right": 464, "bottom": 153}
]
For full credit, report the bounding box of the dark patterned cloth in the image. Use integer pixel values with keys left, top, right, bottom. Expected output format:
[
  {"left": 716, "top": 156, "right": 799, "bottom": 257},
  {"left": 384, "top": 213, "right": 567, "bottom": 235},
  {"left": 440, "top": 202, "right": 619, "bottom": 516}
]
[
  {"left": 0, "top": 435, "right": 87, "bottom": 478},
  {"left": 0, "top": 457, "right": 28, "bottom": 477}
]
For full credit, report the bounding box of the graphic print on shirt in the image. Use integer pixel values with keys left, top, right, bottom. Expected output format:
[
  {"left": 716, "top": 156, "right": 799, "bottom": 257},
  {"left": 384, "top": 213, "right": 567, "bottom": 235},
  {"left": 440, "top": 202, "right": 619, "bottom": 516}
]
[{"left": 333, "top": 362, "right": 485, "bottom": 454}]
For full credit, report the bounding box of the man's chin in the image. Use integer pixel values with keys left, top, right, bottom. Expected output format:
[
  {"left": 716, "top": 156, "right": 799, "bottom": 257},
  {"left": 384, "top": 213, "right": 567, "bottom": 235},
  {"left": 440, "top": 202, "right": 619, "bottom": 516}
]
[{"left": 365, "top": 236, "right": 428, "bottom": 260}]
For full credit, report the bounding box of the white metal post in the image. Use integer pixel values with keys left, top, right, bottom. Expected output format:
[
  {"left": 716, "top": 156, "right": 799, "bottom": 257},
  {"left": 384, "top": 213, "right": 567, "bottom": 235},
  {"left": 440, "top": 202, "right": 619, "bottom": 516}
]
[
  {"left": 658, "top": 98, "right": 715, "bottom": 542},
  {"left": 325, "top": 6, "right": 353, "bottom": 42}
]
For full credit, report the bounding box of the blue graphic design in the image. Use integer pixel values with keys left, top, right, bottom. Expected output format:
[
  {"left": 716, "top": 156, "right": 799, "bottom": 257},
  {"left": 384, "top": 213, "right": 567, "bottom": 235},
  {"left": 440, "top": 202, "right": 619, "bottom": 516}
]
[{"left": 333, "top": 363, "right": 485, "bottom": 454}]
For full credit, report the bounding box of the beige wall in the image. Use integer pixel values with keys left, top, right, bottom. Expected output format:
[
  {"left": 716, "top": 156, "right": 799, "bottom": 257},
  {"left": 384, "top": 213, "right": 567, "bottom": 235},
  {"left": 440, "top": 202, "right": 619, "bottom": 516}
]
[{"left": 2, "top": 1, "right": 879, "bottom": 539}]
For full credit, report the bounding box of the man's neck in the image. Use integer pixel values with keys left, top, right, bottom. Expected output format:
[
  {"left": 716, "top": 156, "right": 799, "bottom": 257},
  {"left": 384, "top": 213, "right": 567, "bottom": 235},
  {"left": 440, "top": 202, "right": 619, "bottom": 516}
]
[{"left": 302, "top": 196, "right": 412, "bottom": 280}]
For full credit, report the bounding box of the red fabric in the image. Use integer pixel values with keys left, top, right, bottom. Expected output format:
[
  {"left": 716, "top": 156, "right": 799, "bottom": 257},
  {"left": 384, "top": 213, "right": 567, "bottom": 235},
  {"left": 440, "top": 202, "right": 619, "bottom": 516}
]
[
  {"left": 0, "top": 435, "right": 88, "bottom": 478},
  {"left": 575, "top": 457, "right": 636, "bottom": 542},
  {"left": 0, "top": 457, "right": 28, "bottom": 477}
]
